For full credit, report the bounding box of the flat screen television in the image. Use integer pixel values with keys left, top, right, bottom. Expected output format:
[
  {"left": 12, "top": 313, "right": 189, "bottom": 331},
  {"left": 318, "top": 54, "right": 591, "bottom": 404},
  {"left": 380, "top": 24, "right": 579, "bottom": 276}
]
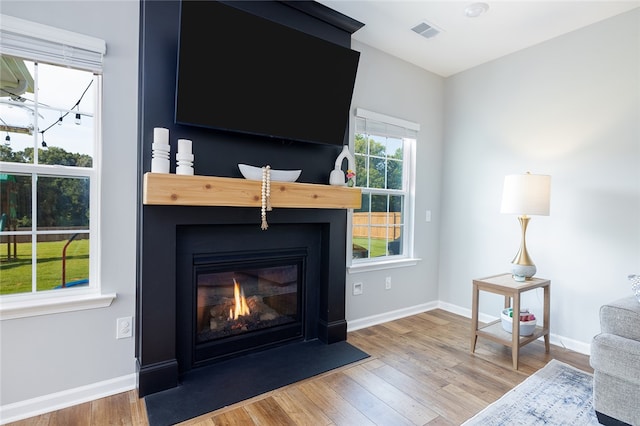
[{"left": 175, "top": 1, "right": 360, "bottom": 146}]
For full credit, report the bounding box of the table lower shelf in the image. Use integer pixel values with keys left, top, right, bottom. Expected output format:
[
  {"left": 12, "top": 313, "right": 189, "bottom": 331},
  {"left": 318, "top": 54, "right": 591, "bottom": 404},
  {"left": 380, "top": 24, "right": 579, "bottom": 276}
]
[{"left": 476, "top": 320, "right": 548, "bottom": 348}]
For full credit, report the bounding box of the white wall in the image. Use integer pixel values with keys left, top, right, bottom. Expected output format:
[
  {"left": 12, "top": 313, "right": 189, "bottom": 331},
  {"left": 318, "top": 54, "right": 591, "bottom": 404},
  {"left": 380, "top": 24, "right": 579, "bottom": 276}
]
[
  {"left": 439, "top": 9, "right": 640, "bottom": 351},
  {"left": 345, "top": 41, "right": 445, "bottom": 327},
  {"left": 0, "top": 0, "right": 139, "bottom": 419}
]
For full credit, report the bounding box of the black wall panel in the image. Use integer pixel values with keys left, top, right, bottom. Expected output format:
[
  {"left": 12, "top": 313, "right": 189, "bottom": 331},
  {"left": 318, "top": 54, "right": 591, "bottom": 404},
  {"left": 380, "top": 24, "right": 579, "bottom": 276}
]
[{"left": 137, "top": 0, "right": 362, "bottom": 396}]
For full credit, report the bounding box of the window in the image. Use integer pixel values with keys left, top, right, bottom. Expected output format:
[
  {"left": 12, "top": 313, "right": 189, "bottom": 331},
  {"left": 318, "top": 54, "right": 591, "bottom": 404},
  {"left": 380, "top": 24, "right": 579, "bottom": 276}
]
[
  {"left": 350, "top": 109, "right": 419, "bottom": 266},
  {"left": 0, "top": 15, "right": 112, "bottom": 317}
]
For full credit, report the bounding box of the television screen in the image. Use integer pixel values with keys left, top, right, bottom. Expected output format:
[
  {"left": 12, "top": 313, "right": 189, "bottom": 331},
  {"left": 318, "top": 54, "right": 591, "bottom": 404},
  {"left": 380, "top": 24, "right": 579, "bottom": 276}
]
[{"left": 175, "top": 1, "right": 360, "bottom": 146}]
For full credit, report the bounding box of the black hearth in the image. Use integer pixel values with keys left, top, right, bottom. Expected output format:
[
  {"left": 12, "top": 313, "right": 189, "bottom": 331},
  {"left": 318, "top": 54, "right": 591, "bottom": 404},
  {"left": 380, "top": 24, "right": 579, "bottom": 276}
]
[{"left": 144, "top": 339, "right": 370, "bottom": 426}]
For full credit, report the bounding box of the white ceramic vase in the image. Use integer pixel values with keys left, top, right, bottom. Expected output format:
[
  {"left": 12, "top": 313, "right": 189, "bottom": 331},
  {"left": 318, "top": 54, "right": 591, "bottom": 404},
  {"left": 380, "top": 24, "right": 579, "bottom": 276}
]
[{"left": 329, "top": 145, "right": 354, "bottom": 186}]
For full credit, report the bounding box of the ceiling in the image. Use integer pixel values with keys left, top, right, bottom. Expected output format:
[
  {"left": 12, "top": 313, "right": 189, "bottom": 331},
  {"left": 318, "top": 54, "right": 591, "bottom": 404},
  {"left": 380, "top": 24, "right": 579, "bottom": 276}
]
[{"left": 317, "top": 1, "right": 640, "bottom": 77}]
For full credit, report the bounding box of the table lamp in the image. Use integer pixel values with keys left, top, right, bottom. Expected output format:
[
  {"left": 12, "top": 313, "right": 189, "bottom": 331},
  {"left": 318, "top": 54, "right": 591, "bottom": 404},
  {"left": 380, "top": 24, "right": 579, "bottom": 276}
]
[{"left": 500, "top": 172, "right": 551, "bottom": 281}]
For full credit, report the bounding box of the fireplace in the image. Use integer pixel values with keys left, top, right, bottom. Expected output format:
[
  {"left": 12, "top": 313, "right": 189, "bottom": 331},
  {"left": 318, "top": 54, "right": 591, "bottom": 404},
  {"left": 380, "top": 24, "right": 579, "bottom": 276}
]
[
  {"left": 194, "top": 253, "right": 304, "bottom": 356},
  {"left": 139, "top": 204, "right": 348, "bottom": 396},
  {"left": 174, "top": 220, "right": 331, "bottom": 375},
  {"left": 178, "top": 224, "right": 322, "bottom": 369}
]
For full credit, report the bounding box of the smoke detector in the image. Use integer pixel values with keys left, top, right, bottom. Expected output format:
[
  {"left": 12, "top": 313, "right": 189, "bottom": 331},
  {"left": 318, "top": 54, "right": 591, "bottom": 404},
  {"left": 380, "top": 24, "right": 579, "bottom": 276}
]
[
  {"left": 465, "top": 2, "right": 489, "bottom": 18},
  {"left": 411, "top": 21, "right": 442, "bottom": 39}
]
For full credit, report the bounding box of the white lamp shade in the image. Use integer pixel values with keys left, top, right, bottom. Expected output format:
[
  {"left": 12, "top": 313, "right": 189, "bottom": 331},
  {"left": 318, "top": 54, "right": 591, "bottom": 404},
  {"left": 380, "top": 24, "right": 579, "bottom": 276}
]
[{"left": 500, "top": 173, "right": 551, "bottom": 216}]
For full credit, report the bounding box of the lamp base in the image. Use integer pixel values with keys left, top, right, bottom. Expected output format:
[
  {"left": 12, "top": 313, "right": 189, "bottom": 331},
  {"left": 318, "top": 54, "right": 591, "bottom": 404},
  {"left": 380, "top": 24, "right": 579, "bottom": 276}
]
[{"left": 510, "top": 263, "right": 536, "bottom": 281}]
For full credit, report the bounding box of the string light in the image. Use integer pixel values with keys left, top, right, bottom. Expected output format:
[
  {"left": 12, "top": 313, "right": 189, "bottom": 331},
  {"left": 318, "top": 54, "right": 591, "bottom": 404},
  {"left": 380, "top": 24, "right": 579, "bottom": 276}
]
[
  {"left": 36, "top": 80, "right": 93, "bottom": 146},
  {"left": 1, "top": 118, "right": 12, "bottom": 144},
  {"left": 2, "top": 77, "right": 93, "bottom": 148}
]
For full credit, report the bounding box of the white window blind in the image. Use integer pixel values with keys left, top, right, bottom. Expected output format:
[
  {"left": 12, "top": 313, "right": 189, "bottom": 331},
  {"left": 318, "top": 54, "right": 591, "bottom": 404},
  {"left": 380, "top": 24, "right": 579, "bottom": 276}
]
[
  {"left": 355, "top": 107, "right": 419, "bottom": 139},
  {"left": 0, "top": 14, "right": 106, "bottom": 72}
]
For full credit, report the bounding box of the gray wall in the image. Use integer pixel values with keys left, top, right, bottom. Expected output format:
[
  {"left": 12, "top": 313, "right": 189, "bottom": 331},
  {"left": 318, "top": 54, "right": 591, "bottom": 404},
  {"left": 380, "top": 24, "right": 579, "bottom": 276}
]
[
  {"left": 345, "top": 40, "right": 445, "bottom": 325},
  {"left": 439, "top": 8, "right": 640, "bottom": 349},
  {"left": 0, "top": 0, "right": 139, "bottom": 407}
]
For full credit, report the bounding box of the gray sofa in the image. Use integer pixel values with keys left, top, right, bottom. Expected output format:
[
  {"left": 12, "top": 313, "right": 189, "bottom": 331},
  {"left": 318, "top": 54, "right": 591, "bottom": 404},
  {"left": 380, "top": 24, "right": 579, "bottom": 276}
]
[{"left": 590, "top": 296, "right": 640, "bottom": 425}]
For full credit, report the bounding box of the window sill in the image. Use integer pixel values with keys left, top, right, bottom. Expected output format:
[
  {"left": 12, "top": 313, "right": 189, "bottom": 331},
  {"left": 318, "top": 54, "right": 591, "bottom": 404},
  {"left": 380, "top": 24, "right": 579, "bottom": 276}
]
[
  {"left": 0, "top": 292, "right": 117, "bottom": 320},
  {"left": 347, "top": 257, "right": 421, "bottom": 274}
]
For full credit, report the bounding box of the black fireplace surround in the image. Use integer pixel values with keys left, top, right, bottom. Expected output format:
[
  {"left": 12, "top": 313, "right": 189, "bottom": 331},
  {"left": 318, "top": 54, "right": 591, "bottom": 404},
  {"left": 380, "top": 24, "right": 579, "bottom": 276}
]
[{"left": 137, "top": 1, "right": 364, "bottom": 397}]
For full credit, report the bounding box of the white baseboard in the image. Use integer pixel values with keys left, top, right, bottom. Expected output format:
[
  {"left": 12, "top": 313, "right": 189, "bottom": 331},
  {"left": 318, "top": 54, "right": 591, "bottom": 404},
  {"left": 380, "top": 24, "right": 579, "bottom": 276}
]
[
  {"left": 347, "top": 302, "right": 438, "bottom": 332},
  {"left": 547, "top": 333, "right": 591, "bottom": 355},
  {"left": 0, "top": 373, "right": 137, "bottom": 425},
  {"left": 348, "top": 300, "right": 591, "bottom": 355}
]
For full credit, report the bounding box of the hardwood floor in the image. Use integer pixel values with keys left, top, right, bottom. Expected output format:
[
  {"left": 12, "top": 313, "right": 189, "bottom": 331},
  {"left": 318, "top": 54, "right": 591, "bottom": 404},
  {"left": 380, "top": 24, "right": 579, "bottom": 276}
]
[{"left": 6, "top": 309, "right": 592, "bottom": 425}]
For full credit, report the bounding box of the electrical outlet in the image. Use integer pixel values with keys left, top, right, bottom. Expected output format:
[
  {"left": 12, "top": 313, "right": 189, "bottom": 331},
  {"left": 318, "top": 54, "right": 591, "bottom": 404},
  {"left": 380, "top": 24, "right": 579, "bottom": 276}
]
[
  {"left": 353, "top": 282, "right": 363, "bottom": 295},
  {"left": 116, "top": 316, "right": 132, "bottom": 339},
  {"left": 385, "top": 276, "right": 391, "bottom": 290}
]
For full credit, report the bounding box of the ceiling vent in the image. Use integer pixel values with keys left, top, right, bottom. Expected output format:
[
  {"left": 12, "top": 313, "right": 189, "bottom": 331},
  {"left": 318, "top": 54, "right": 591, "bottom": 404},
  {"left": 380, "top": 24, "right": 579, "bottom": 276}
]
[{"left": 411, "top": 21, "right": 441, "bottom": 39}]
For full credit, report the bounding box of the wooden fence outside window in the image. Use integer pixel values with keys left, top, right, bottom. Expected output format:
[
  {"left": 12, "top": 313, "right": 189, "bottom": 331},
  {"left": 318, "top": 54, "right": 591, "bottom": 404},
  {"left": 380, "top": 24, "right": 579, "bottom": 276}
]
[{"left": 352, "top": 212, "right": 402, "bottom": 239}]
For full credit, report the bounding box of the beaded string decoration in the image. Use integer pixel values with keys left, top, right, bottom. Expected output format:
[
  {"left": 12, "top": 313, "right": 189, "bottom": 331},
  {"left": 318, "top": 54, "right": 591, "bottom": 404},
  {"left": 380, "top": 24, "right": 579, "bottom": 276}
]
[{"left": 261, "top": 165, "right": 272, "bottom": 230}]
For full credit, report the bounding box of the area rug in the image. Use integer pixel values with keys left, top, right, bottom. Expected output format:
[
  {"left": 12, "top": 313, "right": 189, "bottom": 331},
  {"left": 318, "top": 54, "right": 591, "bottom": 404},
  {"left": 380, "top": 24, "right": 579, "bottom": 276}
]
[
  {"left": 462, "top": 359, "right": 598, "bottom": 425},
  {"left": 144, "top": 339, "right": 369, "bottom": 426}
]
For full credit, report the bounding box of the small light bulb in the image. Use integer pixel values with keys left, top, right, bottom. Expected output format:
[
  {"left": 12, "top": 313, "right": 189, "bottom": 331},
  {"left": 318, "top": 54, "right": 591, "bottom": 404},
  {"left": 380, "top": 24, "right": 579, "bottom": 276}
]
[
  {"left": 41, "top": 140, "right": 47, "bottom": 148},
  {"left": 5, "top": 134, "right": 10, "bottom": 142}
]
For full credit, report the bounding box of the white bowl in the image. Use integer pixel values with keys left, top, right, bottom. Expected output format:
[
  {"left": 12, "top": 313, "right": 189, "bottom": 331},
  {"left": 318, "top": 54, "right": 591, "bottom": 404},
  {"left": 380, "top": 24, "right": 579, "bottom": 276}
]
[
  {"left": 238, "top": 164, "right": 301, "bottom": 182},
  {"left": 501, "top": 308, "right": 536, "bottom": 336}
]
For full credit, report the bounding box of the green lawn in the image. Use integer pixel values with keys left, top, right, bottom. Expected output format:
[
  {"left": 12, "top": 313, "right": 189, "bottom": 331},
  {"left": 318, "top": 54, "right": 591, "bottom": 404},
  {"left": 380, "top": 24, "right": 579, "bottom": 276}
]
[
  {"left": 0, "top": 239, "right": 89, "bottom": 295},
  {"left": 353, "top": 237, "right": 388, "bottom": 258}
]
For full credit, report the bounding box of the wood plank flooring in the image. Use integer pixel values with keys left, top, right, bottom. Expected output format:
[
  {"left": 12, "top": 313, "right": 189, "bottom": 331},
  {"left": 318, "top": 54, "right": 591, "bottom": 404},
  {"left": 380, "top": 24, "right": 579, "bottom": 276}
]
[{"left": 6, "top": 309, "right": 592, "bottom": 425}]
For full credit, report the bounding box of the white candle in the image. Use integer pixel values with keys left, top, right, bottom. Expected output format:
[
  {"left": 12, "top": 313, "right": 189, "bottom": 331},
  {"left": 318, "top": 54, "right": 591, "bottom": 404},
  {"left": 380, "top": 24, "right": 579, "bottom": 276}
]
[
  {"left": 151, "top": 157, "right": 170, "bottom": 173},
  {"left": 178, "top": 139, "right": 192, "bottom": 154},
  {"left": 153, "top": 127, "right": 169, "bottom": 145}
]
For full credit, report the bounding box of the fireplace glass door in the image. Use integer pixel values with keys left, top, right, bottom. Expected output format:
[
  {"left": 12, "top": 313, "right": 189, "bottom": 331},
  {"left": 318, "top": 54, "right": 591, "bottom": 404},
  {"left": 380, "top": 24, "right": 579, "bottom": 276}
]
[{"left": 193, "top": 250, "right": 305, "bottom": 364}]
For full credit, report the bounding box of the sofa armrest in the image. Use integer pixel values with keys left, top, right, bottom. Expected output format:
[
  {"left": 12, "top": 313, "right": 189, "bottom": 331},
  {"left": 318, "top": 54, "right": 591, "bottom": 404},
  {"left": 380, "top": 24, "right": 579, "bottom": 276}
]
[
  {"left": 590, "top": 333, "right": 640, "bottom": 385},
  {"left": 600, "top": 296, "right": 640, "bottom": 341}
]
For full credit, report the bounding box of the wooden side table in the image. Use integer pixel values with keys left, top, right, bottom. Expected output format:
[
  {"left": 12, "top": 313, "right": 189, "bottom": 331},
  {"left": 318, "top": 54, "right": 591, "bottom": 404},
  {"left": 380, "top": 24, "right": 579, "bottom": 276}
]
[{"left": 470, "top": 273, "right": 550, "bottom": 369}]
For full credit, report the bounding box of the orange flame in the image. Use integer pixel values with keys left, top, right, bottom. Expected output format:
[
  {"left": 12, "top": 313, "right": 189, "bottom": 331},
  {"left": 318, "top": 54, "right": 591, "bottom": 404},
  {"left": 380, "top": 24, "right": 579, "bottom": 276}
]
[{"left": 230, "top": 278, "right": 251, "bottom": 320}]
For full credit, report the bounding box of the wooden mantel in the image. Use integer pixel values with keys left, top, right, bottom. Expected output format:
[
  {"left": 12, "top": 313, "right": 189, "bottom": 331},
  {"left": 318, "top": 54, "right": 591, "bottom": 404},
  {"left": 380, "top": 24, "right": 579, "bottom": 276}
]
[{"left": 143, "top": 172, "right": 361, "bottom": 209}]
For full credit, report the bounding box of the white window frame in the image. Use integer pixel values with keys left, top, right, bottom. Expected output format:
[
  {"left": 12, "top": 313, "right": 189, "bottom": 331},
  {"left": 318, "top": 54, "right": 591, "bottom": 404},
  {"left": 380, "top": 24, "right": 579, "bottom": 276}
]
[
  {"left": 0, "top": 15, "right": 115, "bottom": 320},
  {"left": 348, "top": 108, "right": 420, "bottom": 273}
]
